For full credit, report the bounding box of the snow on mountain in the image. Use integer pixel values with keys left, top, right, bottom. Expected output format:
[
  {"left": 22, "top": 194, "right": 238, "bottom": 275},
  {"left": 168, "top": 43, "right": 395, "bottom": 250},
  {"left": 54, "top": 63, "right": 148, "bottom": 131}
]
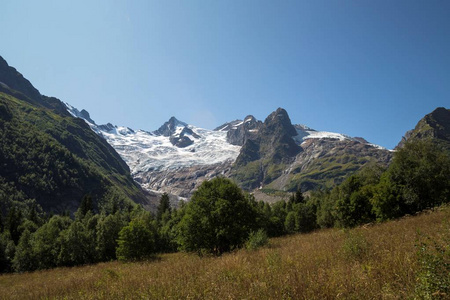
[
  {"left": 65, "top": 103, "right": 385, "bottom": 176},
  {"left": 102, "top": 126, "right": 241, "bottom": 174},
  {"left": 64, "top": 103, "right": 387, "bottom": 198},
  {"left": 293, "top": 124, "right": 386, "bottom": 149},
  {"left": 64, "top": 103, "right": 241, "bottom": 176}
]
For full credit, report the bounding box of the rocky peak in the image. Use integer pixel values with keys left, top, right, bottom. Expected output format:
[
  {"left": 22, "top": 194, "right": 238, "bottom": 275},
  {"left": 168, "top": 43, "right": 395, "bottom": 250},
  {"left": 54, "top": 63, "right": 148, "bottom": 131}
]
[
  {"left": 427, "top": 107, "right": 450, "bottom": 141},
  {"left": 155, "top": 116, "right": 188, "bottom": 137},
  {"left": 0, "top": 56, "right": 68, "bottom": 115},
  {"left": 79, "top": 109, "right": 96, "bottom": 125},
  {"left": 0, "top": 55, "right": 42, "bottom": 103},
  {"left": 259, "top": 108, "right": 302, "bottom": 161},
  {"left": 98, "top": 123, "right": 115, "bottom": 132},
  {"left": 262, "top": 108, "right": 298, "bottom": 137},
  {"left": 226, "top": 115, "right": 263, "bottom": 146},
  {"left": 233, "top": 108, "right": 302, "bottom": 189},
  {"left": 396, "top": 107, "right": 450, "bottom": 148},
  {"left": 214, "top": 120, "right": 243, "bottom": 132}
]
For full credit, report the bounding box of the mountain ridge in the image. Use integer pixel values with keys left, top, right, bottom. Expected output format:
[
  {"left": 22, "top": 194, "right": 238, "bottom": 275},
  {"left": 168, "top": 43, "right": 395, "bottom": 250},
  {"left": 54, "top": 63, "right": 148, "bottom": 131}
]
[
  {"left": 397, "top": 107, "right": 450, "bottom": 150},
  {"left": 65, "top": 102, "right": 392, "bottom": 199},
  {"left": 0, "top": 56, "right": 157, "bottom": 214}
]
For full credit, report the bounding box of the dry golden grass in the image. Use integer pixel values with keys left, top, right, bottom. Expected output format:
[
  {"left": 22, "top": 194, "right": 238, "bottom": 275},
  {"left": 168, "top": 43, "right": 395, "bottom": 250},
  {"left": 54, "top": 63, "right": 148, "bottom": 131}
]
[{"left": 1, "top": 206, "right": 449, "bottom": 299}]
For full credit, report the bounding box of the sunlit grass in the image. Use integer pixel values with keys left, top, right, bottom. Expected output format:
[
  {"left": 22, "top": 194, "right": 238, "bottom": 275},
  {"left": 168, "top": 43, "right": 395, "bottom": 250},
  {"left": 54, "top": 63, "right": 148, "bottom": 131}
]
[{"left": 1, "top": 206, "right": 448, "bottom": 299}]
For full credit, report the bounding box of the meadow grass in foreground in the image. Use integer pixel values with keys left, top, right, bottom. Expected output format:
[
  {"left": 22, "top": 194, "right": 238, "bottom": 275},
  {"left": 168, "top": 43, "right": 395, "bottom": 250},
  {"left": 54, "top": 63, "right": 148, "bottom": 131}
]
[{"left": 0, "top": 206, "right": 449, "bottom": 299}]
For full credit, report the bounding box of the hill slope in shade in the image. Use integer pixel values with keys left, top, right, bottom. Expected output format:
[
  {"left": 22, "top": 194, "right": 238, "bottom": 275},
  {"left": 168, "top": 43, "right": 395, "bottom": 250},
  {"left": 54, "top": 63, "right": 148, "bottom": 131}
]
[{"left": 0, "top": 56, "right": 156, "bottom": 213}]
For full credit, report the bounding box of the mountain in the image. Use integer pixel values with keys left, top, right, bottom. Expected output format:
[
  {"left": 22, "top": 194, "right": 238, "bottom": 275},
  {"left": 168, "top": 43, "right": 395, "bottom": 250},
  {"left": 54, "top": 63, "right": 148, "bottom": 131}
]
[
  {"left": 0, "top": 56, "right": 156, "bottom": 214},
  {"left": 231, "top": 108, "right": 392, "bottom": 192},
  {"left": 65, "top": 104, "right": 241, "bottom": 198},
  {"left": 2, "top": 55, "right": 446, "bottom": 209},
  {"left": 216, "top": 115, "right": 262, "bottom": 146},
  {"left": 66, "top": 103, "right": 392, "bottom": 199},
  {"left": 397, "top": 107, "right": 450, "bottom": 150}
]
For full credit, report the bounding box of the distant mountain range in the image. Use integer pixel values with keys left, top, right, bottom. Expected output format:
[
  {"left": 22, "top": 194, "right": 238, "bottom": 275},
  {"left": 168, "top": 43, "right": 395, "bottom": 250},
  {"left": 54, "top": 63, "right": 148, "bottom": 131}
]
[
  {"left": 65, "top": 101, "right": 393, "bottom": 201},
  {"left": 1, "top": 55, "right": 449, "bottom": 210}
]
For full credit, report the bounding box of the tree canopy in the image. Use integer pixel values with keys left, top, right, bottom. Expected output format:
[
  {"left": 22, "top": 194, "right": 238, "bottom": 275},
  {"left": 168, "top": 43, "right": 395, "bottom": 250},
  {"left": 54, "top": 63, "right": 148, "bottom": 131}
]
[{"left": 176, "top": 177, "right": 258, "bottom": 255}]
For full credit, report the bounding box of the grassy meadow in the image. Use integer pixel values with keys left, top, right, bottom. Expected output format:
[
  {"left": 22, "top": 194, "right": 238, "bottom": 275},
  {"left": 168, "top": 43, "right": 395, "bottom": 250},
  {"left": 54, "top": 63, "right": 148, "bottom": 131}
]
[{"left": 1, "top": 206, "right": 449, "bottom": 299}]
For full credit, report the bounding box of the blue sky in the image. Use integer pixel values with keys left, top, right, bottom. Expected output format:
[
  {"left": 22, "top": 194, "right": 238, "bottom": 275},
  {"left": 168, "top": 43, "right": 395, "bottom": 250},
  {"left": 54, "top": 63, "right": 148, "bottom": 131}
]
[{"left": 1, "top": 1, "right": 449, "bottom": 149}]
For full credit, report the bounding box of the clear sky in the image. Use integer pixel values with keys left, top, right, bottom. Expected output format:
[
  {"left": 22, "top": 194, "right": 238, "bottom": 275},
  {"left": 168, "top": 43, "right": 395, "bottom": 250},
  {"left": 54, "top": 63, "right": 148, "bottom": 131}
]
[{"left": 1, "top": 1, "right": 449, "bottom": 149}]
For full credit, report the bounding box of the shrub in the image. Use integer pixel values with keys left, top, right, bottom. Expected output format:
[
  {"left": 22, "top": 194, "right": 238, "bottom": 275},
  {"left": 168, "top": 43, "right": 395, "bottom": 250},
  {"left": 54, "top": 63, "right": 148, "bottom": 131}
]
[{"left": 246, "top": 229, "right": 269, "bottom": 250}]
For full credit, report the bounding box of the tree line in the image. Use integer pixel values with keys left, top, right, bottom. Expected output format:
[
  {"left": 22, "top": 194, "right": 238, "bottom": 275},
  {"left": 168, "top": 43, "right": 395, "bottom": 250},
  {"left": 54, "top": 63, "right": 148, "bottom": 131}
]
[{"left": 1, "top": 138, "right": 449, "bottom": 273}]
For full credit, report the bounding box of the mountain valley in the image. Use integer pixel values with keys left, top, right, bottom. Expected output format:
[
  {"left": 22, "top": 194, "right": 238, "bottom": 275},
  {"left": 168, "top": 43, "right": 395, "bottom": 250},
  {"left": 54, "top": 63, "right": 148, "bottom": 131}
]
[{"left": 1, "top": 54, "right": 449, "bottom": 209}]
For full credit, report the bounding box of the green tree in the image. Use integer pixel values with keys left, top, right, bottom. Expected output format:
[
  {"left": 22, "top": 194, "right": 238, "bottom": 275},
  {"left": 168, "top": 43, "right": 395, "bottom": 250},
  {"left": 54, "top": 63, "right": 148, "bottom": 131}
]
[
  {"left": 3, "top": 236, "right": 16, "bottom": 272},
  {"left": 293, "top": 202, "right": 317, "bottom": 233},
  {"left": 314, "top": 190, "right": 336, "bottom": 228},
  {"left": 96, "top": 213, "right": 124, "bottom": 261},
  {"left": 33, "top": 215, "right": 72, "bottom": 269},
  {"left": 12, "top": 229, "right": 36, "bottom": 272},
  {"left": 176, "top": 177, "right": 258, "bottom": 255},
  {"left": 371, "top": 174, "right": 404, "bottom": 221},
  {"left": 284, "top": 211, "right": 297, "bottom": 233},
  {"left": 289, "top": 188, "right": 305, "bottom": 204},
  {"left": 334, "top": 175, "right": 375, "bottom": 227},
  {"left": 0, "top": 211, "right": 4, "bottom": 233},
  {"left": 58, "top": 213, "right": 99, "bottom": 266},
  {"left": 156, "top": 193, "right": 171, "bottom": 223},
  {"left": 116, "top": 216, "right": 156, "bottom": 261},
  {"left": 386, "top": 140, "right": 450, "bottom": 213},
  {"left": 76, "top": 194, "right": 94, "bottom": 220}
]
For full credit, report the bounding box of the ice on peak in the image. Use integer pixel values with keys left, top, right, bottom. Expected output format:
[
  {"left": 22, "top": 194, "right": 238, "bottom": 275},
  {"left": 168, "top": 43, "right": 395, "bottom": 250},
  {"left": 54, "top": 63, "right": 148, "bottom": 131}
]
[
  {"left": 214, "top": 119, "right": 244, "bottom": 132},
  {"left": 63, "top": 102, "right": 241, "bottom": 174},
  {"left": 293, "top": 124, "right": 385, "bottom": 149}
]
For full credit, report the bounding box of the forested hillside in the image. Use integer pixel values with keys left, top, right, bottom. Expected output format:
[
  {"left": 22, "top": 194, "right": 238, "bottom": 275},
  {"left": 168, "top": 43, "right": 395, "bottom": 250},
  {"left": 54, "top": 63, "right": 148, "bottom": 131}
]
[{"left": 0, "top": 56, "right": 154, "bottom": 216}]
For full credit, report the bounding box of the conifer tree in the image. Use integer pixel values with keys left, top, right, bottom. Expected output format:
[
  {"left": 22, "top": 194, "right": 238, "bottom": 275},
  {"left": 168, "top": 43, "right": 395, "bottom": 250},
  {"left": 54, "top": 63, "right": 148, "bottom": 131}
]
[
  {"left": 295, "top": 188, "right": 305, "bottom": 204},
  {"left": 156, "top": 193, "right": 171, "bottom": 223},
  {"left": 76, "top": 194, "right": 94, "bottom": 219}
]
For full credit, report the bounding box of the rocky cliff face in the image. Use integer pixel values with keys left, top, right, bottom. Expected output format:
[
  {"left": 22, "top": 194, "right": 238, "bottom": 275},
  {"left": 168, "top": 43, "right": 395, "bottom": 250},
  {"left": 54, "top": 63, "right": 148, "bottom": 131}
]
[
  {"left": 135, "top": 162, "right": 234, "bottom": 199},
  {"left": 231, "top": 108, "right": 391, "bottom": 192},
  {"left": 65, "top": 103, "right": 395, "bottom": 200},
  {"left": 397, "top": 107, "right": 450, "bottom": 149},
  {"left": 223, "top": 115, "right": 262, "bottom": 146}
]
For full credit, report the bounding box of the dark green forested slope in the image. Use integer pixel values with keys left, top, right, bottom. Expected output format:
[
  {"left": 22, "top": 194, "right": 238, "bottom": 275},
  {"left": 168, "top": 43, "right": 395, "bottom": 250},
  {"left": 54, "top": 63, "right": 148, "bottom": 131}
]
[
  {"left": 0, "top": 56, "right": 152, "bottom": 215},
  {"left": 0, "top": 91, "right": 148, "bottom": 214}
]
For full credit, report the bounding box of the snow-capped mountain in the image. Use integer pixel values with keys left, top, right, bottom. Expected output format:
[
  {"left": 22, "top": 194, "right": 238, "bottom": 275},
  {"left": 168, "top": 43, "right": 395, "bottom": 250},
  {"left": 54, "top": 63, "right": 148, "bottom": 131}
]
[
  {"left": 65, "top": 103, "right": 241, "bottom": 197},
  {"left": 65, "top": 103, "right": 391, "bottom": 199},
  {"left": 65, "top": 103, "right": 240, "bottom": 170}
]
